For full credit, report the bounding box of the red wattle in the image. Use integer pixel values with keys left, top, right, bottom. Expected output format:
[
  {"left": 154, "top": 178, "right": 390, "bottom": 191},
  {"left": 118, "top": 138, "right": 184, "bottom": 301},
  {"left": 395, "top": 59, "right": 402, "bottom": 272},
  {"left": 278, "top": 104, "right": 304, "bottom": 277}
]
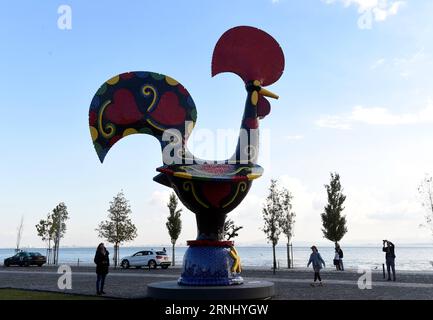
[{"left": 257, "top": 96, "right": 271, "bottom": 118}]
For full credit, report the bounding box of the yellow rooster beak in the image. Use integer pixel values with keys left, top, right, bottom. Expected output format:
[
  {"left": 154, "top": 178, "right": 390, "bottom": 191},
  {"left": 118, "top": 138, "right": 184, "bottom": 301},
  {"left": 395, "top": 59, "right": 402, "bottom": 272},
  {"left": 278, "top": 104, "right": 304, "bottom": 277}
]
[{"left": 259, "top": 88, "right": 279, "bottom": 99}]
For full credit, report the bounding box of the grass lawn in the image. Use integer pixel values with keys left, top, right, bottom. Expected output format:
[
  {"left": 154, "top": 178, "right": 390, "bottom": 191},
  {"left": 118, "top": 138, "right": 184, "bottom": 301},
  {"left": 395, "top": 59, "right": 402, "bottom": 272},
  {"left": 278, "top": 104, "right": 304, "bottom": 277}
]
[{"left": 0, "top": 288, "right": 105, "bottom": 300}]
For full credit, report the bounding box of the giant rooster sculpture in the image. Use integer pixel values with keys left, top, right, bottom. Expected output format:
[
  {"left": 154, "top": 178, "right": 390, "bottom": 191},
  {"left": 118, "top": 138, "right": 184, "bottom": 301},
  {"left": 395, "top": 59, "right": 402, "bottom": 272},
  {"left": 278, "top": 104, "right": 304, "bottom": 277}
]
[{"left": 89, "top": 26, "right": 284, "bottom": 286}]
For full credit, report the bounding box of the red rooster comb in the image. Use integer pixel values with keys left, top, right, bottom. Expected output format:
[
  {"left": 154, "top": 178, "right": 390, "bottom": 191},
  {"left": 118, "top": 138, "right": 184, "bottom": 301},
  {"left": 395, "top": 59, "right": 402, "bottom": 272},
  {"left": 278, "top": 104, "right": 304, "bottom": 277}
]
[{"left": 212, "top": 26, "right": 285, "bottom": 86}]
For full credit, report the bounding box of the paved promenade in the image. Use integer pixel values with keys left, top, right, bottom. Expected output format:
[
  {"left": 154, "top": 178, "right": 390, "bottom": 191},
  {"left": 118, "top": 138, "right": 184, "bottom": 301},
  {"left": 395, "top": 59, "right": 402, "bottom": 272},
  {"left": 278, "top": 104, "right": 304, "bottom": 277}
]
[{"left": 1, "top": 266, "right": 432, "bottom": 299}]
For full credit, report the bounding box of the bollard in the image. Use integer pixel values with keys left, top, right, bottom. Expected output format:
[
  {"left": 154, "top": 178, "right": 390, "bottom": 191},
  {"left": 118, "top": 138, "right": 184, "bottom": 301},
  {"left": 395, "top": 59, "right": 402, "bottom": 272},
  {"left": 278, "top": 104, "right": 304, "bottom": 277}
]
[
  {"left": 77, "top": 258, "right": 80, "bottom": 267},
  {"left": 382, "top": 263, "right": 385, "bottom": 279}
]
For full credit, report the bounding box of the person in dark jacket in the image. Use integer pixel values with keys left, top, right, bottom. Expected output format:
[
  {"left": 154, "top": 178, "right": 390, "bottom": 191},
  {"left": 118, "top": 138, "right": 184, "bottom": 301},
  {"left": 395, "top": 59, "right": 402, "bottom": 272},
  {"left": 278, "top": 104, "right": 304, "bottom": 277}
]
[
  {"left": 383, "top": 240, "right": 396, "bottom": 281},
  {"left": 333, "top": 247, "right": 341, "bottom": 271},
  {"left": 94, "top": 243, "right": 110, "bottom": 295},
  {"left": 336, "top": 243, "right": 344, "bottom": 271}
]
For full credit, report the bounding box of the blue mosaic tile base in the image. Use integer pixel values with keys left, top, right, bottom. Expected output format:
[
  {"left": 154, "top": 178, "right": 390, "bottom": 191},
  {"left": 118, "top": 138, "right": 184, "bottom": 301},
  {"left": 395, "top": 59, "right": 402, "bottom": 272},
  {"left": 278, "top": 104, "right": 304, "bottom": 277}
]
[{"left": 178, "top": 246, "right": 243, "bottom": 286}]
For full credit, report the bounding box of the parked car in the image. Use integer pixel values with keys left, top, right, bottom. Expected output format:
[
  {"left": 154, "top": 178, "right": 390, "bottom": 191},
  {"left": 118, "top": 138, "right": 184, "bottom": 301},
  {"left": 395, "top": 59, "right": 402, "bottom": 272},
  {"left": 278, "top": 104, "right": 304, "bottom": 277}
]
[
  {"left": 3, "top": 251, "right": 46, "bottom": 267},
  {"left": 120, "top": 250, "right": 171, "bottom": 269}
]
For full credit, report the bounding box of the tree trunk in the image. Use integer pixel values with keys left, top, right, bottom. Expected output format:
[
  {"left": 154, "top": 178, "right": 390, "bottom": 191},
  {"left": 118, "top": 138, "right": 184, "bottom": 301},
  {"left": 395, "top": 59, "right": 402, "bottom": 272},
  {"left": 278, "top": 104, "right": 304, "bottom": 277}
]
[
  {"left": 114, "top": 244, "right": 117, "bottom": 268},
  {"left": 47, "top": 239, "right": 51, "bottom": 264},
  {"left": 54, "top": 235, "right": 59, "bottom": 265},
  {"left": 53, "top": 239, "right": 57, "bottom": 265},
  {"left": 287, "top": 242, "right": 291, "bottom": 269},
  {"left": 172, "top": 243, "right": 175, "bottom": 267},
  {"left": 117, "top": 244, "right": 120, "bottom": 268},
  {"left": 114, "top": 243, "right": 118, "bottom": 268},
  {"left": 272, "top": 244, "right": 276, "bottom": 274},
  {"left": 52, "top": 243, "right": 55, "bottom": 265},
  {"left": 54, "top": 235, "right": 60, "bottom": 265},
  {"left": 291, "top": 243, "right": 294, "bottom": 268},
  {"left": 56, "top": 236, "right": 60, "bottom": 264}
]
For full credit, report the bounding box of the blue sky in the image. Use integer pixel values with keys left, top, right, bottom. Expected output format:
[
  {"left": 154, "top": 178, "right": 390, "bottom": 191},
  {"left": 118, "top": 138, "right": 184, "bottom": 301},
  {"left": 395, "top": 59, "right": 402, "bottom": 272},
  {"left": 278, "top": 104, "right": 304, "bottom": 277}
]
[{"left": 1, "top": 0, "right": 433, "bottom": 248}]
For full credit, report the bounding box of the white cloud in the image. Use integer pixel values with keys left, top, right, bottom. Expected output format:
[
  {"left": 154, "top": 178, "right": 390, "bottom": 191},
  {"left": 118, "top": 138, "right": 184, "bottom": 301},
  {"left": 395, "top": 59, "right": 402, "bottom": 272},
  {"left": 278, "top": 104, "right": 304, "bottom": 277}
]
[
  {"left": 228, "top": 176, "right": 325, "bottom": 245},
  {"left": 373, "top": 48, "right": 425, "bottom": 68},
  {"left": 279, "top": 175, "right": 324, "bottom": 212},
  {"left": 372, "top": 7, "right": 388, "bottom": 21},
  {"left": 370, "top": 58, "right": 386, "bottom": 69},
  {"left": 342, "top": 185, "right": 430, "bottom": 243},
  {"left": 278, "top": 175, "right": 325, "bottom": 239},
  {"left": 285, "top": 134, "right": 304, "bottom": 141},
  {"left": 388, "top": 0, "right": 405, "bottom": 14},
  {"left": 278, "top": 174, "right": 431, "bottom": 244},
  {"left": 147, "top": 190, "right": 171, "bottom": 207},
  {"left": 322, "top": 0, "right": 406, "bottom": 29},
  {"left": 316, "top": 101, "right": 433, "bottom": 129},
  {"left": 315, "top": 115, "right": 352, "bottom": 130},
  {"left": 276, "top": 175, "right": 430, "bottom": 244},
  {"left": 328, "top": 0, "right": 405, "bottom": 15},
  {"left": 370, "top": 48, "right": 429, "bottom": 78}
]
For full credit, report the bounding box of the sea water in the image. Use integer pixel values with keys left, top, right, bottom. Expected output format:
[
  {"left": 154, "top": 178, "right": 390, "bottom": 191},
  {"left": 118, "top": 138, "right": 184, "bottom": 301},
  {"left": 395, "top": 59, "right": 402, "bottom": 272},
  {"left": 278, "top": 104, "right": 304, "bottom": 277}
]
[{"left": 1, "top": 246, "right": 432, "bottom": 271}]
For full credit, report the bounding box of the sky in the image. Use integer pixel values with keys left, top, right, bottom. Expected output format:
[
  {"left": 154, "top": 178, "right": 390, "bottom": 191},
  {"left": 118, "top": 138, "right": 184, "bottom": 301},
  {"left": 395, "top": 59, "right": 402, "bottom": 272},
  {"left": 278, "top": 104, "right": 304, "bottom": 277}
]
[{"left": 1, "top": 0, "right": 433, "bottom": 248}]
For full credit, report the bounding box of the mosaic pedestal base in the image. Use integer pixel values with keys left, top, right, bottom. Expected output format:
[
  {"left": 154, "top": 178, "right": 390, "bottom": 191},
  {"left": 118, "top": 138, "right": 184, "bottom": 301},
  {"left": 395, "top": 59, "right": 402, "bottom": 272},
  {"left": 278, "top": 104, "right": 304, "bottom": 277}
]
[
  {"left": 178, "top": 240, "right": 242, "bottom": 286},
  {"left": 147, "top": 280, "right": 275, "bottom": 300}
]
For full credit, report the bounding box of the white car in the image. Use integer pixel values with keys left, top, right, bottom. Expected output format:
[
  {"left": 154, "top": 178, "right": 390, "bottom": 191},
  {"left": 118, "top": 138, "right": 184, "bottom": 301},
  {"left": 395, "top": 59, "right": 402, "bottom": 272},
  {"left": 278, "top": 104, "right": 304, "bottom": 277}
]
[{"left": 120, "top": 249, "right": 171, "bottom": 269}]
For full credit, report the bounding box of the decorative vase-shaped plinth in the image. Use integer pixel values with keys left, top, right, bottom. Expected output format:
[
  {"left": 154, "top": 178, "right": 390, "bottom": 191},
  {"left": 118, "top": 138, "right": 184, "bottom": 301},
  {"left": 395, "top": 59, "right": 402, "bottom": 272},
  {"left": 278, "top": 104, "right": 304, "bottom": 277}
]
[{"left": 178, "top": 240, "right": 243, "bottom": 286}]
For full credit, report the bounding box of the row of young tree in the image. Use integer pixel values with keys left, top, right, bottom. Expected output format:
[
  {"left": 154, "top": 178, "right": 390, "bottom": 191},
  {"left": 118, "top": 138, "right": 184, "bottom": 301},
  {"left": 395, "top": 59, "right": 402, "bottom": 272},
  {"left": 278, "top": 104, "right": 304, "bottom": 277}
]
[
  {"left": 262, "top": 172, "right": 347, "bottom": 274},
  {"left": 262, "top": 180, "right": 296, "bottom": 273},
  {"left": 31, "top": 173, "right": 346, "bottom": 268},
  {"left": 31, "top": 172, "right": 433, "bottom": 267},
  {"left": 35, "top": 203, "right": 69, "bottom": 264},
  {"left": 262, "top": 171, "right": 433, "bottom": 273},
  {"left": 33, "top": 190, "right": 241, "bottom": 267}
]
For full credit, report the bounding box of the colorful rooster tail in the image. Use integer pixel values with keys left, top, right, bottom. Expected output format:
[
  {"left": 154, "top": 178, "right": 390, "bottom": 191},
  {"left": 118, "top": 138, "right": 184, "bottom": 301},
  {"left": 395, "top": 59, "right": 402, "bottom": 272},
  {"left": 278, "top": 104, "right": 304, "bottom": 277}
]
[{"left": 89, "top": 71, "right": 197, "bottom": 163}]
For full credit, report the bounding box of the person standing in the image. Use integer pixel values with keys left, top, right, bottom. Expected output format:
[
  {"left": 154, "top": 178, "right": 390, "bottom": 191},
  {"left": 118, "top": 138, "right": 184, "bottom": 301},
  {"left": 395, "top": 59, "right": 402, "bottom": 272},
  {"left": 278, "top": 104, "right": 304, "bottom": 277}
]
[
  {"left": 336, "top": 243, "right": 344, "bottom": 271},
  {"left": 94, "top": 243, "right": 110, "bottom": 295},
  {"left": 333, "top": 248, "right": 341, "bottom": 271},
  {"left": 307, "top": 246, "right": 326, "bottom": 286},
  {"left": 383, "top": 240, "right": 396, "bottom": 281}
]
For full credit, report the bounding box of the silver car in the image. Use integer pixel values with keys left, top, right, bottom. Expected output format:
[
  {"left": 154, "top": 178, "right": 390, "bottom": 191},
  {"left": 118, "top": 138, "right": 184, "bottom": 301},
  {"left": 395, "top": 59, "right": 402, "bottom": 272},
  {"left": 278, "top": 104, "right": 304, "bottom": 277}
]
[{"left": 120, "top": 249, "right": 171, "bottom": 269}]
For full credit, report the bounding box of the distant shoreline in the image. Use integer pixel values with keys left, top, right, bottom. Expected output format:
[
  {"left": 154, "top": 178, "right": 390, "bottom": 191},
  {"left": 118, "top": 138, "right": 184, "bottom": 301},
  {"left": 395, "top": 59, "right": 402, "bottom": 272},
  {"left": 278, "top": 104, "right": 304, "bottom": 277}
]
[
  {"left": 2, "top": 246, "right": 433, "bottom": 272},
  {"left": 2, "top": 244, "right": 433, "bottom": 250}
]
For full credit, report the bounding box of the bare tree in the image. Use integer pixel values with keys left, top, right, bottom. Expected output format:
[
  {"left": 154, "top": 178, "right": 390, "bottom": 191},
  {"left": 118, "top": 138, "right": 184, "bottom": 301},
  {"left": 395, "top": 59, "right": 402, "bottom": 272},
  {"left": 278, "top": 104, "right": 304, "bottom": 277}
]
[
  {"left": 418, "top": 174, "right": 433, "bottom": 237},
  {"left": 16, "top": 216, "right": 24, "bottom": 253}
]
